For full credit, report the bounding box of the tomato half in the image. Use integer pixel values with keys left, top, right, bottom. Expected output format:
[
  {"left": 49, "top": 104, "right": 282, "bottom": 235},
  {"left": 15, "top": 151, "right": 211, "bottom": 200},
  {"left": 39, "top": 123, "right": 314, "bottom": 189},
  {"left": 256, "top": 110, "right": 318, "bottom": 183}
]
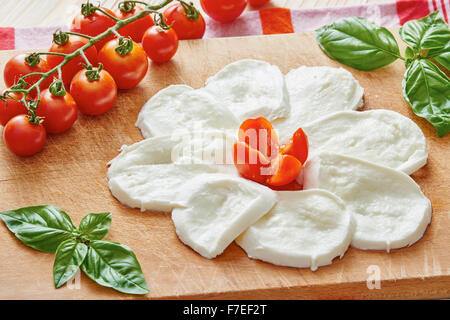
[
  {"left": 233, "top": 141, "right": 271, "bottom": 184},
  {"left": 279, "top": 128, "right": 309, "bottom": 164},
  {"left": 200, "top": 0, "right": 247, "bottom": 23},
  {"left": 0, "top": 90, "right": 27, "bottom": 126},
  {"left": 114, "top": 5, "right": 154, "bottom": 43},
  {"left": 98, "top": 38, "right": 148, "bottom": 89},
  {"left": 3, "top": 114, "right": 46, "bottom": 157},
  {"left": 266, "top": 155, "right": 302, "bottom": 187},
  {"left": 163, "top": 2, "right": 206, "bottom": 40},
  {"left": 238, "top": 117, "right": 278, "bottom": 158},
  {"left": 141, "top": 26, "right": 178, "bottom": 63},
  {"left": 36, "top": 89, "right": 78, "bottom": 134}
]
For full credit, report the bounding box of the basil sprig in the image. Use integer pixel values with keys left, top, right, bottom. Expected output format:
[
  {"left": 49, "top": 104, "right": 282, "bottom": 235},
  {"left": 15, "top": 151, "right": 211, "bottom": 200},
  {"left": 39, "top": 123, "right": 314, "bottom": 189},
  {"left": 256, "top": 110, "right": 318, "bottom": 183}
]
[
  {"left": 0, "top": 206, "right": 149, "bottom": 295},
  {"left": 315, "top": 11, "right": 450, "bottom": 137}
]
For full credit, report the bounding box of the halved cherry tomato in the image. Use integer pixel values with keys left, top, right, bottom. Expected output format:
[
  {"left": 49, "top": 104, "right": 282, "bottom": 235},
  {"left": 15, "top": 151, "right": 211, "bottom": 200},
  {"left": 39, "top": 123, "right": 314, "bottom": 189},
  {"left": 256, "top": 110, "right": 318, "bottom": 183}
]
[
  {"left": 98, "top": 38, "right": 148, "bottom": 89},
  {"left": 200, "top": 0, "right": 247, "bottom": 23},
  {"left": 238, "top": 117, "right": 278, "bottom": 158},
  {"left": 47, "top": 33, "right": 98, "bottom": 90},
  {"left": 142, "top": 26, "right": 178, "bottom": 63},
  {"left": 279, "top": 128, "right": 309, "bottom": 164},
  {"left": 3, "top": 114, "right": 46, "bottom": 157},
  {"left": 249, "top": 0, "right": 270, "bottom": 7},
  {"left": 233, "top": 141, "right": 270, "bottom": 184},
  {"left": 114, "top": 5, "right": 154, "bottom": 43},
  {"left": 36, "top": 88, "right": 77, "bottom": 134},
  {"left": 163, "top": 2, "right": 206, "bottom": 40},
  {"left": 266, "top": 155, "right": 302, "bottom": 186},
  {"left": 70, "top": 67, "right": 117, "bottom": 116},
  {"left": 0, "top": 90, "right": 27, "bottom": 126},
  {"left": 71, "top": 7, "right": 117, "bottom": 51}
]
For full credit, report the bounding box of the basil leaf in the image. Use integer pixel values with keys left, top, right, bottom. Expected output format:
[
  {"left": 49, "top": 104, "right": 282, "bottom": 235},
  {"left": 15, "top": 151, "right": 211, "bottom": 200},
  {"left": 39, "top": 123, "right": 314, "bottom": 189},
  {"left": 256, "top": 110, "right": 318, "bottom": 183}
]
[
  {"left": 0, "top": 205, "right": 77, "bottom": 253},
  {"left": 315, "top": 16, "right": 400, "bottom": 70},
  {"left": 53, "top": 239, "right": 88, "bottom": 288},
  {"left": 78, "top": 212, "right": 111, "bottom": 240},
  {"left": 402, "top": 59, "right": 450, "bottom": 137},
  {"left": 81, "top": 240, "right": 149, "bottom": 295},
  {"left": 432, "top": 51, "right": 450, "bottom": 70}
]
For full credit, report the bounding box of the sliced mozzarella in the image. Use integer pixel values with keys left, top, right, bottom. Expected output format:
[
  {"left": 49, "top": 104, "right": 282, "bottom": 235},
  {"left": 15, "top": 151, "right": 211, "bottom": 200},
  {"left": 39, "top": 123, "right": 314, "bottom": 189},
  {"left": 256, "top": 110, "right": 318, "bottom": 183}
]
[
  {"left": 302, "top": 110, "right": 428, "bottom": 175},
  {"left": 107, "top": 132, "right": 237, "bottom": 212},
  {"left": 204, "top": 59, "right": 290, "bottom": 122},
  {"left": 273, "top": 66, "right": 364, "bottom": 142},
  {"left": 236, "top": 189, "right": 354, "bottom": 271},
  {"left": 136, "top": 85, "right": 239, "bottom": 138},
  {"left": 172, "top": 173, "right": 277, "bottom": 259},
  {"left": 303, "top": 153, "right": 432, "bottom": 251}
]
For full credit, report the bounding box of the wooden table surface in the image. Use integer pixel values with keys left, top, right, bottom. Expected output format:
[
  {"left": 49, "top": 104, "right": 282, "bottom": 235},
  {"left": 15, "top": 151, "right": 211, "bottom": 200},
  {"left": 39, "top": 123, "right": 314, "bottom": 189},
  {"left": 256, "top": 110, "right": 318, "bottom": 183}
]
[{"left": 0, "top": 0, "right": 390, "bottom": 27}]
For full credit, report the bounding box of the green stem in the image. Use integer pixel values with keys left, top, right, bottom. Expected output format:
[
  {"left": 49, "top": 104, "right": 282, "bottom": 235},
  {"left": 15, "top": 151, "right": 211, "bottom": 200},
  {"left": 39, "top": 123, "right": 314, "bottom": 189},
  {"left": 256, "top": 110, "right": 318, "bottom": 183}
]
[{"left": 64, "top": 31, "right": 94, "bottom": 40}]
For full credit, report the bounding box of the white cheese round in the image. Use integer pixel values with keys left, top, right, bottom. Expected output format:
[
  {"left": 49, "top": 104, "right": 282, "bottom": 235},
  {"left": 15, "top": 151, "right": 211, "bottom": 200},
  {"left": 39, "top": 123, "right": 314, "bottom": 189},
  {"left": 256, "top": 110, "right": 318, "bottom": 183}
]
[
  {"left": 236, "top": 189, "right": 354, "bottom": 271},
  {"left": 303, "top": 153, "right": 432, "bottom": 251},
  {"left": 172, "top": 173, "right": 277, "bottom": 259}
]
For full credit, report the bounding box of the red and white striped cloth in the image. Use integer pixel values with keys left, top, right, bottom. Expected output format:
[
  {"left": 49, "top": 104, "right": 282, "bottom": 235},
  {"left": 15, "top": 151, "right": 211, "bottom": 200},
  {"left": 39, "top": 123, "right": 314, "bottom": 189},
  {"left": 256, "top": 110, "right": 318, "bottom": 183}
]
[{"left": 0, "top": 0, "right": 448, "bottom": 50}]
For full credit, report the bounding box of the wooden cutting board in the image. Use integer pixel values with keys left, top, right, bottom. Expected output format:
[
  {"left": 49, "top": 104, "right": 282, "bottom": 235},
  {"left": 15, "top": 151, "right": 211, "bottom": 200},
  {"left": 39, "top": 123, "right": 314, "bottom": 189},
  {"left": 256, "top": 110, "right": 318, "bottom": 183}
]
[{"left": 0, "top": 31, "right": 449, "bottom": 300}]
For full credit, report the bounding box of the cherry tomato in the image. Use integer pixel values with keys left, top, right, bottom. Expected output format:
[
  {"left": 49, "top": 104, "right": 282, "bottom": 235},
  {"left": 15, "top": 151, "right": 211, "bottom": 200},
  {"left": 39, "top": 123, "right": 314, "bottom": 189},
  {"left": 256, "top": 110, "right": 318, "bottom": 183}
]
[
  {"left": 163, "top": 2, "right": 206, "bottom": 40},
  {"left": 36, "top": 89, "right": 77, "bottom": 134},
  {"left": 0, "top": 90, "right": 27, "bottom": 126},
  {"left": 249, "top": 0, "right": 270, "bottom": 7},
  {"left": 114, "top": 5, "right": 154, "bottom": 43},
  {"left": 266, "top": 155, "right": 302, "bottom": 187},
  {"left": 279, "top": 128, "right": 309, "bottom": 164},
  {"left": 71, "top": 7, "right": 117, "bottom": 51},
  {"left": 142, "top": 26, "right": 178, "bottom": 63},
  {"left": 47, "top": 34, "right": 98, "bottom": 90},
  {"left": 233, "top": 141, "right": 270, "bottom": 184},
  {"left": 3, "top": 54, "right": 53, "bottom": 96},
  {"left": 238, "top": 117, "right": 278, "bottom": 158},
  {"left": 200, "top": 0, "right": 247, "bottom": 23},
  {"left": 3, "top": 114, "right": 46, "bottom": 157},
  {"left": 70, "top": 68, "right": 117, "bottom": 116},
  {"left": 98, "top": 38, "right": 148, "bottom": 89}
]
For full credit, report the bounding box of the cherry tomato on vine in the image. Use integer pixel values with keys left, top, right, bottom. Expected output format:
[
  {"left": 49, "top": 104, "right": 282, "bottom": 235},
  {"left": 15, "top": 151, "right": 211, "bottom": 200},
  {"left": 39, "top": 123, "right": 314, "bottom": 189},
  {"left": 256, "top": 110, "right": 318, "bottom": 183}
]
[
  {"left": 70, "top": 6, "right": 117, "bottom": 51},
  {"left": 163, "top": 2, "right": 206, "bottom": 40},
  {"left": 0, "top": 90, "right": 27, "bottom": 126},
  {"left": 98, "top": 38, "right": 148, "bottom": 89},
  {"left": 3, "top": 54, "right": 53, "bottom": 96},
  {"left": 200, "top": 0, "right": 247, "bottom": 23},
  {"left": 142, "top": 26, "right": 178, "bottom": 63},
  {"left": 3, "top": 114, "right": 46, "bottom": 157},
  {"left": 70, "top": 66, "right": 117, "bottom": 116},
  {"left": 36, "top": 88, "right": 78, "bottom": 134},
  {"left": 114, "top": 5, "right": 154, "bottom": 43},
  {"left": 248, "top": 0, "right": 270, "bottom": 7}
]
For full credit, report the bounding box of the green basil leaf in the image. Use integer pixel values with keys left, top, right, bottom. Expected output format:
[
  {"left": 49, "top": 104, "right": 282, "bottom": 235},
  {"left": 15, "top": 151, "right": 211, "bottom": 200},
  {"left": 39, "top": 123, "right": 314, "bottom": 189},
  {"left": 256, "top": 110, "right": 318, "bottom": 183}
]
[
  {"left": 402, "top": 59, "right": 450, "bottom": 137},
  {"left": 315, "top": 16, "right": 400, "bottom": 70},
  {"left": 53, "top": 239, "right": 88, "bottom": 288},
  {"left": 78, "top": 212, "right": 112, "bottom": 240},
  {"left": 432, "top": 51, "right": 450, "bottom": 70},
  {"left": 0, "top": 205, "right": 77, "bottom": 253},
  {"left": 81, "top": 240, "right": 149, "bottom": 295}
]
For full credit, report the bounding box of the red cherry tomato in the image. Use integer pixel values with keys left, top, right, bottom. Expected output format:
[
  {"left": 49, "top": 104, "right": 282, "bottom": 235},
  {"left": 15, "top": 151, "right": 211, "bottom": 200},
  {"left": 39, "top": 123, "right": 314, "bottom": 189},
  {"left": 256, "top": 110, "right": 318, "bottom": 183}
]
[
  {"left": 71, "top": 7, "right": 117, "bottom": 51},
  {"left": 36, "top": 89, "right": 78, "bottom": 134},
  {"left": 98, "top": 38, "right": 148, "bottom": 89},
  {"left": 238, "top": 117, "right": 278, "bottom": 158},
  {"left": 70, "top": 68, "right": 117, "bottom": 116},
  {"left": 163, "top": 2, "right": 206, "bottom": 40},
  {"left": 142, "top": 26, "right": 178, "bottom": 63},
  {"left": 266, "top": 155, "right": 302, "bottom": 187},
  {"left": 47, "top": 34, "right": 98, "bottom": 90},
  {"left": 233, "top": 141, "right": 271, "bottom": 184},
  {"left": 3, "top": 54, "right": 53, "bottom": 96},
  {"left": 249, "top": 0, "right": 270, "bottom": 7},
  {"left": 200, "top": 0, "right": 247, "bottom": 23},
  {"left": 3, "top": 114, "right": 46, "bottom": 157},
  {"left": 0, "top": 90, "right": 27, "bottom": 126},
  {"left": 114, "top": 5, "right": 154, "bottom": 43}
]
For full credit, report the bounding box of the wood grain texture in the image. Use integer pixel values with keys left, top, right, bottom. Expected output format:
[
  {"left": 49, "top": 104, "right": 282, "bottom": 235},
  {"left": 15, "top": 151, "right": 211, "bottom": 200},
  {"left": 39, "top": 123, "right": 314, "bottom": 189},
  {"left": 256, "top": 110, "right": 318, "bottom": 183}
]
[{"left": 0, "top": 30, "right": 449, "bottom": 300}]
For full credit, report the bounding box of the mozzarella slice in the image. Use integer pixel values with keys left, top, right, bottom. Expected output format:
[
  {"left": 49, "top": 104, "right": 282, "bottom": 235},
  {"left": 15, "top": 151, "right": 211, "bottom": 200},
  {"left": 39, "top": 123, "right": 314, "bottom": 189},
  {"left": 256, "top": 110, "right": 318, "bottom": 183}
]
[
  {"left": 273, "top": 66, "right": 364, "bottom": 142},
  {"left": 204, "top": 59, "right": 290, "bottom": 122},
  {"left": 303, "top": 153, "right": 432, "bottom": 251},
  {"left": 136, "top": 85, "right": 239, "bottom": 138},
  {"left": 107, "top": 132, "right": 237, "bottom": 212},
  {"left": 302, "top": 110, "right": 428, "bottom": 175},
  {"left": 172, "top": 173, "right": 277, "bottom": 259},
  {"left": 236, "top": 189, "right": 354, "bottom": 271}
]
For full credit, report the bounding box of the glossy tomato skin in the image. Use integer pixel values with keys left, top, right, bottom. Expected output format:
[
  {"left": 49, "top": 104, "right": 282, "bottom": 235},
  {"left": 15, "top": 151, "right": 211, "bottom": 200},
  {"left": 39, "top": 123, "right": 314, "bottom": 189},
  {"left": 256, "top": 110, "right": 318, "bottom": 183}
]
[
  {"left": 163, "top": 2, "right": 206, "bottom": 40},
  {"left": 142, "top": 26, "right": 178, "bottom": 63},
  {"left": 200, "top": 0, "right": 247, "bottom": 23},
  {"left": 71, "top": 8, "right": 117, "bottom": 51},
  {"left": 249, "top": 0, "right": 270, "bottom": 6},
  {"left": 70, "top": 69, "right": 117, "bottom": 116},
  {"left": 47, "top": 35, "right": 98, "bottom": 90},
  {"left": 36, "top": 89, "right": 78, "bottom": 134},
  {"left": 114, "top": 6, "right": 154, "bottom": 43},
  {"left": 98, "top": 39, "right": 148, "bottom": 89},
  {"left": 3, "top": 115, "right": 46, "bottom": 157},
  {"left": 0, "top": 90, "right": 27, "bottom": 126},
  {"left": 3, "top": 54, "right": 53, "bottom": 96}
]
